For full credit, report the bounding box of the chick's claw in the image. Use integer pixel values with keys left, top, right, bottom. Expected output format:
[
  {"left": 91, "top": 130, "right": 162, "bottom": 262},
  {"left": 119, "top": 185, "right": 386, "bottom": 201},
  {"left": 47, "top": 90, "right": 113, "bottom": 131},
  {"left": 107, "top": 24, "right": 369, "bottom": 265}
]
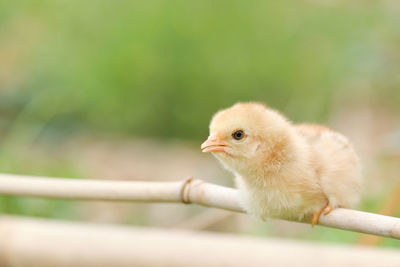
[
  {"left": 311, "top": 202, "right": 333, "bottom": 227},
  {"left": 311, "top": 210, "right": 322, "bottom": 227},
  {"left": 323, "top": 203, "right": 333, "bottom": 215}
]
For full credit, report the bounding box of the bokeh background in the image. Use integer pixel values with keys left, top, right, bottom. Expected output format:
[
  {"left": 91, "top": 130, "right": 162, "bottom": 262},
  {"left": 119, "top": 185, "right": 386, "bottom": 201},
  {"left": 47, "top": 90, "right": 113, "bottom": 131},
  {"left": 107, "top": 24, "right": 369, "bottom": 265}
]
[{"left": 0, "top": 0, "right": 399, "bottom": 247}]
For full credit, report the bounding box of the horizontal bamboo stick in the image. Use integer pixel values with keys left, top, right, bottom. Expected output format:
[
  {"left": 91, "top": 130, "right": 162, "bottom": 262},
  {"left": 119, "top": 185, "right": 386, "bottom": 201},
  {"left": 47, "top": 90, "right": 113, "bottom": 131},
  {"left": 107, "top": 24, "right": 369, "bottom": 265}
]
[
  {"left": 0, "top": 173, "right": 399, "bottom": 239},
  {"left": 0, "top": 174, "right": 241, "bottom": 211},
  {"left": 0, "top": 216, "right": 400, "bottom": 267}
]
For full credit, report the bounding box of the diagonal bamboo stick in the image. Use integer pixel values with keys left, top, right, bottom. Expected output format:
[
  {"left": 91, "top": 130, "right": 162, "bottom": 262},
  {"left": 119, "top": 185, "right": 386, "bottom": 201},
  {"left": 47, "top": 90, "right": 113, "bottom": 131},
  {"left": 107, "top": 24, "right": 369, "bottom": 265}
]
[{"left": 0, "top": 173, "right": 399, "bottom": 240}]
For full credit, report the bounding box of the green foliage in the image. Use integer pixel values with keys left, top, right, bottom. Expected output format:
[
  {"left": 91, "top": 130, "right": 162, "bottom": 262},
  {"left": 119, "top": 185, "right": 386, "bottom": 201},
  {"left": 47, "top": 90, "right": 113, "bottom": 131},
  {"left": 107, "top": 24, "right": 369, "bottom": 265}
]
[{"left": 0, "top": 0, "right": 398, "bottom": 141}]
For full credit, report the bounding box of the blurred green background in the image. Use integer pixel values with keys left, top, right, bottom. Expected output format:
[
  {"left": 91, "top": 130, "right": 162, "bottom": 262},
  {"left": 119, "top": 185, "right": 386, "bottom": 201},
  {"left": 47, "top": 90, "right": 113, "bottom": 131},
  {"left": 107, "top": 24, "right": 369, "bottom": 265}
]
[{"left": 0, "top": 0, "right": 399, "bottom": 248}]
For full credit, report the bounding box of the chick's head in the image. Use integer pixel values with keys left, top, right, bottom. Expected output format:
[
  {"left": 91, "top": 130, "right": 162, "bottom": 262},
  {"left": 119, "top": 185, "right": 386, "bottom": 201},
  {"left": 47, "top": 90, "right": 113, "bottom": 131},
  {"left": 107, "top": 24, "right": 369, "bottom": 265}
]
[{"left": 201, "top": 102, "right": 291, "bottom": 173}]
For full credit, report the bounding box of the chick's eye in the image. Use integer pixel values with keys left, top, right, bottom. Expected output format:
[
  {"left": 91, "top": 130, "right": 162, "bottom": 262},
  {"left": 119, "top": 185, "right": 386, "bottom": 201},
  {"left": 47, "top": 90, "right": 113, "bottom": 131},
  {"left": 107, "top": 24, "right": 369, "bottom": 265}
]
[{"left": 232, "top": 130, "right": 245, "bottom": 140}]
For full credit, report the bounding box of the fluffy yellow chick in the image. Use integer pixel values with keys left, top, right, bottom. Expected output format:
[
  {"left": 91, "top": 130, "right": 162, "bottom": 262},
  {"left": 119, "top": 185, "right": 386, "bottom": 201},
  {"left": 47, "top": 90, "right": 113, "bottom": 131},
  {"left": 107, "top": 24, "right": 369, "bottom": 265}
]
[{"left": 201, "top": 102, "right": 362, "bottom": 226}]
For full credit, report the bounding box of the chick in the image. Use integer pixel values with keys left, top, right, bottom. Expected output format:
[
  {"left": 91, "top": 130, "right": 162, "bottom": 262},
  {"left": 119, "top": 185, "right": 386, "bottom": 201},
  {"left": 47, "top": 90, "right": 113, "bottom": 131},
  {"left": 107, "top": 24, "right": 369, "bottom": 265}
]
[{"left": 201, "top": 102, "right": 362, "bottom": 226}]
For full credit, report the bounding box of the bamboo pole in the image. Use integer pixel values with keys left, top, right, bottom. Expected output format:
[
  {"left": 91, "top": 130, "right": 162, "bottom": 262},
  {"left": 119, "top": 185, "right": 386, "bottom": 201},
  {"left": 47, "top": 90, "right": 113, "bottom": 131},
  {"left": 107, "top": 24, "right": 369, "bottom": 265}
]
[
  {"left": 0, "top": 173, "right": 399, "bottom": 240},
  {"left": 0, "top": 216, "right": 399, "bottom": 267}
]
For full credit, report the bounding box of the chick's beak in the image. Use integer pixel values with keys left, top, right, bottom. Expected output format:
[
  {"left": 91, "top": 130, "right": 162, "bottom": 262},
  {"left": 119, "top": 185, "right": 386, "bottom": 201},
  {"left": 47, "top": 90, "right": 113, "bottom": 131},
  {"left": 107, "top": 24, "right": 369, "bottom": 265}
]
[{"left": 201, "top": 136, "right": 227, "bottom": 153}]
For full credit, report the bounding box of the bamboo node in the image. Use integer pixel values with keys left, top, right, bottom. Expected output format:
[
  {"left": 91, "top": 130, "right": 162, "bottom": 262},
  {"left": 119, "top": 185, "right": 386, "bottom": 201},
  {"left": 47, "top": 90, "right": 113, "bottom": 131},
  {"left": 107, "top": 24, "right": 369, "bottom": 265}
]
[
  {"left": 180, "top": 177, "right": 194, "bottom": 204},
  {"left": 180, "top": 178, "right": 205, "bottom": 204}
]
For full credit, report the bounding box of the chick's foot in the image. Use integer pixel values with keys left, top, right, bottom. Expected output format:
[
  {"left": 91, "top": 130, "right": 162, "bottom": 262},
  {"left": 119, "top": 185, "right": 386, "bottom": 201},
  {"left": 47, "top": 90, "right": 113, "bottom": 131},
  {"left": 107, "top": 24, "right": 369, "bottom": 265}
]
[{"left": 311, "top": 202, "right": 333, "bottom": 227}]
